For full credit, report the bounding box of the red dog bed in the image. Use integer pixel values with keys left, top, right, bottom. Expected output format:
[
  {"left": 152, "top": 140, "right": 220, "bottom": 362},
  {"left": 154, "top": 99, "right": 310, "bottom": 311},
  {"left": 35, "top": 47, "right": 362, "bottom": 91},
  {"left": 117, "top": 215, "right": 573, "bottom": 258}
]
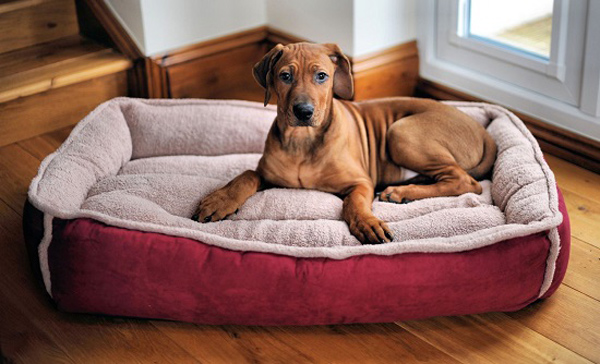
[{"left": 23, "top": 98, "right": 569, "bottom": 325}]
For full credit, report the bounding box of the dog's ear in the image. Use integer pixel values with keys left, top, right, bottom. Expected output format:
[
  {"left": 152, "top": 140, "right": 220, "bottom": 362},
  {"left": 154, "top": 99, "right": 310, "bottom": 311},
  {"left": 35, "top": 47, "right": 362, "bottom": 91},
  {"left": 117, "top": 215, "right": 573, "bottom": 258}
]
[
  {"left": 325, "top": 43, "right": 354, "bottom": 100},
  {"left": 253, "top": 44, "right": 285, "bottom": 106}
]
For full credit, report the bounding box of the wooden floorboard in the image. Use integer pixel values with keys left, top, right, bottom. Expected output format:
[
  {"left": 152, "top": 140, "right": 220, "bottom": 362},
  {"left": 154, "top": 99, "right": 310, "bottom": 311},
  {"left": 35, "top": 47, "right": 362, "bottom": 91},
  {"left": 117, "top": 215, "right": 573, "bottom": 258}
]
[
  {"left": 545, "top": 155, "right": 600, "bottom": 204},
  {"left": 2, "top": 126, "right": 599, "bottom": 363},
  {"left": 152, "top": 322, "right": 462, "bottom": 363},
  {"left": 505, "top": 285, "right": 600, "bottom": 363},
  {"left": 560, "top": 189, "right": 600, "bottom": 249},
  {"left": 399, "top": 312, "right": 591, "bottom": 363},
  {"left": 563, "top": 237, "right": 600, "bottom": 301}
]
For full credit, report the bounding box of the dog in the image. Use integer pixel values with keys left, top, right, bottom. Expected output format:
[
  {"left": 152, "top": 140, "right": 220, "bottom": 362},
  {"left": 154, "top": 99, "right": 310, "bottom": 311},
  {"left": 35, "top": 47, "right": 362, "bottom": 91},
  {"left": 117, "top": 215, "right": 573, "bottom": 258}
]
[{"left": 192, "top": 42, "right": 496, "bottom": 245}]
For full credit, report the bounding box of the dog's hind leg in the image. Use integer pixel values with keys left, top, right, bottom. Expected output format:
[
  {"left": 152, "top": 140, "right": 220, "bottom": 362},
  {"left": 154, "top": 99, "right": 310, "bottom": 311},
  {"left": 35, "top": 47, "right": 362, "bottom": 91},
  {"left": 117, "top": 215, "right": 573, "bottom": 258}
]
[
  {"left": 379, "top": 163, "right": 481, "bottom": 203},
  {"left": 379, "top": 114, "right": 483, "bottom": 203}
]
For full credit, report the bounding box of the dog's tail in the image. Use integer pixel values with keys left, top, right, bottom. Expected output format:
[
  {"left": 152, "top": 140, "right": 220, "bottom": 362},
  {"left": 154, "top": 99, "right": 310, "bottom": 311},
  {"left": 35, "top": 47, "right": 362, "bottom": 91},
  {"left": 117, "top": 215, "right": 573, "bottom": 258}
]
[{"left": 467, "top": 131, "right": 497, "bottom": 180}]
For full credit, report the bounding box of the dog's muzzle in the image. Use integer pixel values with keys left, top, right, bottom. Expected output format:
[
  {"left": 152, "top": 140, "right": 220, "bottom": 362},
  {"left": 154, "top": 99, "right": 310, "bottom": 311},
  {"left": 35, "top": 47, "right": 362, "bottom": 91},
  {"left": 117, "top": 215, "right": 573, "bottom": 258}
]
[{"left": 293, "top": 103, "right": 314, "bottom": 125}]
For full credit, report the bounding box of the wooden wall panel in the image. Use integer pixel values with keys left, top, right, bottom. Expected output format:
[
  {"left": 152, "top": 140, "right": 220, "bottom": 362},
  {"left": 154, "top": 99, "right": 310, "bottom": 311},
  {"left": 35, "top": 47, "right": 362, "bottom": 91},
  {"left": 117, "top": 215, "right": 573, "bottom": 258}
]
[
  {"left": 0, "top": 0, "right": 79, "bottom": 53},
  {"left": 0, "top": 71, "right": 128, "bottom": 146},
  {"left": 351, "top": 41, "right": 419, "bottom": 100},
  {"left": 353, "top": 57, "right": 419, "bottom": 100},
  {"left": 152, "top": 28, "right": 419, "bottom": 103},
  {"left": 167, "top": 43, "right": 265, "bottom": 102}
]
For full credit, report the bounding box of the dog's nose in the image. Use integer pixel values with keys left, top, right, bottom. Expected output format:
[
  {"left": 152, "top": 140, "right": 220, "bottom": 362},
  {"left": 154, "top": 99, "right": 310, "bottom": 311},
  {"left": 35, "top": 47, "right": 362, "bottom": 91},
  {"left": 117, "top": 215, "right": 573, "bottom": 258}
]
[{"left": 293, "top": 103, "right": 314, "bottom": 122}]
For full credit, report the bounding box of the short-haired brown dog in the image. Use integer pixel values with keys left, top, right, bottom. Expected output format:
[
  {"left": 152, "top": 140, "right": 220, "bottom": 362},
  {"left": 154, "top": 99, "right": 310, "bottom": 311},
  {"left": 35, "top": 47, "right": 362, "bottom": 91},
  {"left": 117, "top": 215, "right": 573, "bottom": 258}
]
[{"left": 192, "top": 42, "right": 496, "bottom": 245}]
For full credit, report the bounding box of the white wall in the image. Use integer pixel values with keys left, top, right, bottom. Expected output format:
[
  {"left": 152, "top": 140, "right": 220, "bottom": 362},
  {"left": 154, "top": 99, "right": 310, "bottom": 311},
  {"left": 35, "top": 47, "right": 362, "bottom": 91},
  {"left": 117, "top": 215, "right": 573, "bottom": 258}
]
[
  {"left": 266, "top": 0, "right": 354, "bottom": 55},
  {"left": 140, "top": 0, "right": 266, "bottom": 55},
  {"left": 105, "top": 0, "right": 145, "bottom": 53},
  {"left": 105, "top": 0, "right": 417, "bottom": 57},
  {"left": 354, "top": 0, "right": 416, "bottom": 56}
]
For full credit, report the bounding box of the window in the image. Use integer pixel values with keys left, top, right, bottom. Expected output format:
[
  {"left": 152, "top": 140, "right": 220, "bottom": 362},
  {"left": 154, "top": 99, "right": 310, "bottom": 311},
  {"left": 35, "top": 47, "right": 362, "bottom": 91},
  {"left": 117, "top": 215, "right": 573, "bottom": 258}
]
[
  {"left": 418, "top": 0, "right": 600, "bottom": 140},
  {"left": 467, "top": 0, "right": 553, "bottom": 59}
]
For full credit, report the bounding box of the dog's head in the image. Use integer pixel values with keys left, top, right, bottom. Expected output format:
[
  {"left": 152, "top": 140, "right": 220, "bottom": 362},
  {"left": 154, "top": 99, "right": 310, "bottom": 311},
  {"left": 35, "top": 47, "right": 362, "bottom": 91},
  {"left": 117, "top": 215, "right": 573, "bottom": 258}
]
[{"left": 253, "top": 42, "right": 353, "bottom": 127}]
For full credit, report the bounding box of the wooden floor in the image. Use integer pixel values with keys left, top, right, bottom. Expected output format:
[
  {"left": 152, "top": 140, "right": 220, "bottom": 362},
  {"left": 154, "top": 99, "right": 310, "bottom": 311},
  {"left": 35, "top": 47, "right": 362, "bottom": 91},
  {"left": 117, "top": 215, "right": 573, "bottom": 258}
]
[{"left": 0, "top": 126, "right": 599, "bottom": 364}]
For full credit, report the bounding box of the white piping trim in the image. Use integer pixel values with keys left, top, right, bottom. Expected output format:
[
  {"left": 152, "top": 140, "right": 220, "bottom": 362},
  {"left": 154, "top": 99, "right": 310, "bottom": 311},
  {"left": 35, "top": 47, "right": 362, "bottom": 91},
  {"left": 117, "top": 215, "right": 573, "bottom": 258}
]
[
  {"left": 39, "top": 213, "right": 54, "bottom": 297},
  {"left": 538, "top": 227, "right": 562, "bottom": 297}
]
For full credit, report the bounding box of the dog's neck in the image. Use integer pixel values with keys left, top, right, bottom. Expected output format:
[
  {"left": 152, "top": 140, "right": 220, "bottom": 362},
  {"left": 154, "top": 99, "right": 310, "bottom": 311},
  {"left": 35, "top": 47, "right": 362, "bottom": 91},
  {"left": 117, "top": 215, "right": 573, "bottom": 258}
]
[{"left": 275, "top": 100, "right": 342, "bottom": 156}]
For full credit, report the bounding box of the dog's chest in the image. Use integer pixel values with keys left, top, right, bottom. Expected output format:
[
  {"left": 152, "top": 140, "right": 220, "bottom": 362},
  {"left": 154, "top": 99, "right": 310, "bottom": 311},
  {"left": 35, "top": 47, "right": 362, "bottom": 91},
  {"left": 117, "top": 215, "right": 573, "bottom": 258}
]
[
  {"left": 274, "top": 161, "right": 319, "bottom": 189},
  {"left": 262, "top": 154, "right": 344, "bottom": 193}
]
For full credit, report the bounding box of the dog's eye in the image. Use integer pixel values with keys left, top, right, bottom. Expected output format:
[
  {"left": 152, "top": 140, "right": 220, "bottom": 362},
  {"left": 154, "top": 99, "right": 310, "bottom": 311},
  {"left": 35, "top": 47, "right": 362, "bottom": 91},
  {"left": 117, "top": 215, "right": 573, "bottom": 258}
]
[
  {"left": 279, "top": 72, "right": 292, "bottom": 83},
  {"left": 316, "top": 72, "right": 329, "bottom": 83}
]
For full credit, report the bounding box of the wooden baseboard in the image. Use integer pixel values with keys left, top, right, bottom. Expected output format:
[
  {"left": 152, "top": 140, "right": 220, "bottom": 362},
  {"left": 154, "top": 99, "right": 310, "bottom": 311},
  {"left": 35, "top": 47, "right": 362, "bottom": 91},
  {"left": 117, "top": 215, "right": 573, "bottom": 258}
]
[
  {"left": 0, "top": 0, "right": 79, "bottom": 54},
  {"left": 350, "top": 41, "right": 419, "bottom": 100},
  {"left": 148, "top": 26, "right": 269, "bottom": 102},
  {"left": 417, "top": 78, "right": 600, "bottom": 173},
  {"left": 144, "top": 26, "right": 418, "bottom": 102}
]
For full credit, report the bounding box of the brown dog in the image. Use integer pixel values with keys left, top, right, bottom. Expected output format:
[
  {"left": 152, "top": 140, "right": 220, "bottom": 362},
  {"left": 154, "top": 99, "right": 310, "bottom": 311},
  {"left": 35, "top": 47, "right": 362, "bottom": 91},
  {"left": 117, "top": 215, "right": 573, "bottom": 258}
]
[{"left": 192, "top": 42, "right": 496, "bottom": 245}]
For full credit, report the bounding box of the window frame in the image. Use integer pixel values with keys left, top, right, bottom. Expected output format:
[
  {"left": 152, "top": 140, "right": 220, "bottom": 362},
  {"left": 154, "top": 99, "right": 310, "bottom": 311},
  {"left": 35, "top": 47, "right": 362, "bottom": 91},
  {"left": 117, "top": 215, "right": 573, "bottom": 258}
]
[
  {"left": 436, "top": 0, "right": 585, "bottom": 105},
  {"left": 417, "top": 0, "right": 600, "bottom": 141},
  {"left": 451, "top": 0, "right": 567, "bottom": 79}
]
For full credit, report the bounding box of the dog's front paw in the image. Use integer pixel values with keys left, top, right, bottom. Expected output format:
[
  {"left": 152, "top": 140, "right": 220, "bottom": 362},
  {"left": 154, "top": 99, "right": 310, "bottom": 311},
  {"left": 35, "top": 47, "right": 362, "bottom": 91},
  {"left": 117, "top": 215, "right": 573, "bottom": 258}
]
[
  {"left": 192, "top": 189, "right": 240, "bottom": 223},
  {"left": 349, "top": 216, "right": 394, "bottom": 245}
]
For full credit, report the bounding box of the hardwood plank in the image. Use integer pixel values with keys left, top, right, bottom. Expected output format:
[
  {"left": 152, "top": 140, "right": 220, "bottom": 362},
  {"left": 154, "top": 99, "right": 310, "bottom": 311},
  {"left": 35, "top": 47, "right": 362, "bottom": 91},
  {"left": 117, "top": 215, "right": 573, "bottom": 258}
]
[
  {"left": 560, "top": 189, "right": 600, "bottom": 249},
  {"left": 0, "top": 50, "right": 131, "bottom": 103},
  {"left": 264, "top": 324, "right": 462, "bottom": 363},
  {"left": 153, "top": 321, "right": 462, "bottom": 364},
  {"left": 17, "top": 125, "right": 74, "bottom": 160},
  {"left": 562, "top": 237, "right": 600, "bottom": 301},
  {"left": 0, "top": 71, "right": 128, "bottom": 147},
  {"left": 0, "top": 291, "right": 76, "bottom": 364},
  {"left": 149, "top": 322, "right": 257, "bottom": 364},
  {"left": 0, "top": 144, "right": 41, "bottom": 213},
  {"left": 546, "top": 154, "right": 600, "bottom": 204},
  {"left": 153, "top": 323, "right": 316, "bottom": 364},
  {"left": 398, "top": 311, "right": 591, "bottom": 364},
  {"left": 0, "top": 0, "right": 78, "bottom": 53},
  {"left": 506, "top": 286, "right": 600, "bottom": 363},
  {"left": 0, "top": 0, "right": 44, "bottom": 14},
  {"left": 0, "top": 35, "right": 105, "bottom": 77}
]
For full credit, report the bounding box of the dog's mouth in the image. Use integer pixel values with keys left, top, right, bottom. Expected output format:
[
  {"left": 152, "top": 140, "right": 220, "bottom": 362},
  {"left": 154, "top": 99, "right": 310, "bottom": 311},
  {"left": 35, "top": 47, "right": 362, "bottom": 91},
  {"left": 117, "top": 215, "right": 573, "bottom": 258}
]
[{"left": 292, "top": 117, "right": 315, "bottom": 127}]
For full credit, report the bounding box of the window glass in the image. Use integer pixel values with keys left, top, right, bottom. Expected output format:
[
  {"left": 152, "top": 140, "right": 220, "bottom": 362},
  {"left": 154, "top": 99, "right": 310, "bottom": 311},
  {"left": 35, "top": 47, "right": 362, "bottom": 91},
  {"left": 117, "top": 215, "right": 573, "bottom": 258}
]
[{"left": 468, "top": 0, "right": 553, "bottom": 59}]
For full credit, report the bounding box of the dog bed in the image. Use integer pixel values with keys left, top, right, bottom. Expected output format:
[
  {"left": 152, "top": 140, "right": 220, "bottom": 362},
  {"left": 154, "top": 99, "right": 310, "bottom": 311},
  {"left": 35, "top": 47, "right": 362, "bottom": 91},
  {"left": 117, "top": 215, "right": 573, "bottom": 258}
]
[{"left": 23, "top": 98, "right": 570, "bottom": 325}]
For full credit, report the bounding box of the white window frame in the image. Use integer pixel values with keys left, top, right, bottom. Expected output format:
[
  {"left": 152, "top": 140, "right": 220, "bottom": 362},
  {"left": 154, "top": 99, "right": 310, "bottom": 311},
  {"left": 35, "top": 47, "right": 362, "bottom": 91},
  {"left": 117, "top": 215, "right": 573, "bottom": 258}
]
[
  {"left": 451, "top": 0, "right": 568, "bottom": 79},
  {"left": 417, "top": 0, "right": 600, "bottom": 141}
]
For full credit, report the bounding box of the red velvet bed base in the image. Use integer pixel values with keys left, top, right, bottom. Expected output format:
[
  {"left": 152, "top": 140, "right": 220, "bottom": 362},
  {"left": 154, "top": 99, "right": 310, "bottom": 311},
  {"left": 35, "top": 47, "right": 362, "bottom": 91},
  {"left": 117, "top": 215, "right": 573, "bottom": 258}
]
[{"left": 23, "top": 189, "right": 569, "bottom": 326}]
